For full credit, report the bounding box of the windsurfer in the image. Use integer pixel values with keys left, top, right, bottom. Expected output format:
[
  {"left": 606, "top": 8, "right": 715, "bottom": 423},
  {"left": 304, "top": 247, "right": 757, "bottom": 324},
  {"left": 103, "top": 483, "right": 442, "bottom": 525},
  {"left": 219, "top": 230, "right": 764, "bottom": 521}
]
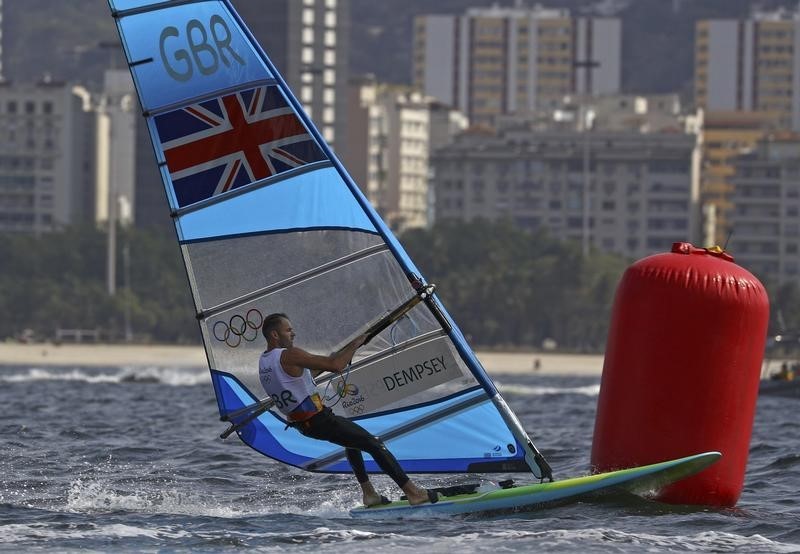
[{"left": 259, "top": 313, "right": 439, "bottom": 507}]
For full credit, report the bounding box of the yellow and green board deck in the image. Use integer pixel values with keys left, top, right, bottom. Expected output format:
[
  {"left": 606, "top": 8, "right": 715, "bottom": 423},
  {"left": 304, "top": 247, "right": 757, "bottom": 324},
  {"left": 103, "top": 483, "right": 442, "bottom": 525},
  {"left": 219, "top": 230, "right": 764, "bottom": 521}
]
[{"left": 350, "top": 451, "right": 721, "bottom": 518}]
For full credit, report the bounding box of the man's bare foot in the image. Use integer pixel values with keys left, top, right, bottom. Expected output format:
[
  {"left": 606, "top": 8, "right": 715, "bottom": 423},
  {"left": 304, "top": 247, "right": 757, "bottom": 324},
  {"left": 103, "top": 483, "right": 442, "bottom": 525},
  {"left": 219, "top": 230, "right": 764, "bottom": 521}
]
[
  {"left": 360, "top": 481, "right": 390, "bottom": 506},
  {"left": 403, "top": 483, "right": 439, "bottom": 505}
]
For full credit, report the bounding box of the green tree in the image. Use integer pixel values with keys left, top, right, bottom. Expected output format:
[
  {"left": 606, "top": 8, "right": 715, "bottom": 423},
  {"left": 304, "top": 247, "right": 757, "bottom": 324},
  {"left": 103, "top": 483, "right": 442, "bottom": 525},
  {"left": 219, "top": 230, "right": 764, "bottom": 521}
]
[{"left": 402, "top": 220, "right": 629, "bottom": 351}]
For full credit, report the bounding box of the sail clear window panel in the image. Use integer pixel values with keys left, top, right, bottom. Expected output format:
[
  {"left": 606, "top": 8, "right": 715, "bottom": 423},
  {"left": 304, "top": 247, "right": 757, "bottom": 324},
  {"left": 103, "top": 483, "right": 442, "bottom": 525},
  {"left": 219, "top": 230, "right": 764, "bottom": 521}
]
[
  {"left": 203, "top": 251, "right": 442, "bottom": 395},
  {"left": 115, "top": 2, "right": 272, "bottom": 112},
  {"left": 210, "top": 324, "right": 478, "bottom": 421},
  {"left": 184, "top": 229, "right": 384, "bottom": 310}
]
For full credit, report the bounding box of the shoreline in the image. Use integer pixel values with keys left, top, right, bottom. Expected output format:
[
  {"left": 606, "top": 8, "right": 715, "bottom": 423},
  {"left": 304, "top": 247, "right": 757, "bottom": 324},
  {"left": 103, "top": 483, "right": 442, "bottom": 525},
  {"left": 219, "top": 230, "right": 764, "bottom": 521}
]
[{"left": 0, "top": 342, "right": 605, "bottom": 376}]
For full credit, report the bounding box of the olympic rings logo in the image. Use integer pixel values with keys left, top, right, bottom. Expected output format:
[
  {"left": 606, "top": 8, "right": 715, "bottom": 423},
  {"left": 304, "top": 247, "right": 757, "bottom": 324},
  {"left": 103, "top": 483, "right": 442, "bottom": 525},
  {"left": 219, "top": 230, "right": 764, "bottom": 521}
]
[{"left": 213, "top": 308, "right": 263, "bottom": 348}]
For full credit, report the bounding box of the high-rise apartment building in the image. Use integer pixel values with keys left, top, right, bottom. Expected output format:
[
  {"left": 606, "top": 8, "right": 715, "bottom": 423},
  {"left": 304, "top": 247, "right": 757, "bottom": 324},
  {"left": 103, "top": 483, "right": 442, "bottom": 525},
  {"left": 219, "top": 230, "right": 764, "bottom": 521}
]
[
  {"left": 692, "top": 110, "right": 779, "bottom": 246},
  {"left": 730, "top": 136, "right": 800, "bottom": 285},
  {"left": 233, "top": 0, "right": 350, "bottom": 155},
  {"left": 695, "top": 10, "right": 800, "bottom": 130},
  {"left": 0, "top": 80, "right": 93, "bottom": 233},
  {"left": 414, "top": 6, "right": 621, "bottom": 127},
  {"left": 432, "top": 125, "right": 697, "bottom": 261},
  {"left": 693, "top": 10, "right": 800, "bottom": 245},
  {"left": 346, "top": 80, "right": 467, "bottom": 232}
]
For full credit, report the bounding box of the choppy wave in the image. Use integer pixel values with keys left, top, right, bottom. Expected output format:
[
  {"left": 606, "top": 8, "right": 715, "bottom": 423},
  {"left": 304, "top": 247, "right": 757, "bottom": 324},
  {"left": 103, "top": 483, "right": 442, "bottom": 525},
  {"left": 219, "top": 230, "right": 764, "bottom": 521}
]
[
  {"left": 1, "top": 522, "right": 797, "bottom": 553},
  {"left": 2, "top": 369, "right": 799, "bottom": 552},
  {"left": 0, "top": 366, "right": 209, "bottom": 386},
  {"left": 0, "top": 523, "right": 404, "bottom": 550},
  {"left": 447, "top": 528, "right": 800, "bottom": 553}
]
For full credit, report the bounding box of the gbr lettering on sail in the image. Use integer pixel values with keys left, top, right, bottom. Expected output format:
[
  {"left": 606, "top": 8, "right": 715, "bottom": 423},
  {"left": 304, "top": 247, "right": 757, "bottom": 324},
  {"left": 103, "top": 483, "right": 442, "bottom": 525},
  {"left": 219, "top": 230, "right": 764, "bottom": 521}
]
[{"left": 159, "top": 15, "right": 245, "bottom": 82}]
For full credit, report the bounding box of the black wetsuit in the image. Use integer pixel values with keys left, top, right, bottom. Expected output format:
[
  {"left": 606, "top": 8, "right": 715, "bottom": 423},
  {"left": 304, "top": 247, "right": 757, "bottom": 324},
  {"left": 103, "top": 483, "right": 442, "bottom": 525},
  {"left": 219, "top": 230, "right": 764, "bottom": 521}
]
[{"left": 294, "top": 407, "right": 409, "bottom": 487}]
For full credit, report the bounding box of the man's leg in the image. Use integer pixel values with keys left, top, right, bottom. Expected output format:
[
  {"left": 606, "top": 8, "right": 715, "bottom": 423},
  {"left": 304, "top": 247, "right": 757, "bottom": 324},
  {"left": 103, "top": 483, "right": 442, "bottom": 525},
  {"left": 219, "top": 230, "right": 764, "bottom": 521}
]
[
  {"left": 345, "top": 448, "right": 384, "bottom": 506},
  {"left": 302, "top": 410, "right": 437, "bottom": 505}
]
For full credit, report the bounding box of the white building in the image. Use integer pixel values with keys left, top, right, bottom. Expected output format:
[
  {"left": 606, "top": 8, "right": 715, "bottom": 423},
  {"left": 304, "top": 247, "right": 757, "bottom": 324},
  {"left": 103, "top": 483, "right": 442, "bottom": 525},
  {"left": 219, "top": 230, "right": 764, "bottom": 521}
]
[
  {"left": 496, "top": 93, "right": 685, "bottom": 134},
  {"left": 94, "top": 69, "right": 136, "bottom": 227},
  {"left": 0, "top": 80, "right": 93, "bottom": 233},
  {"left": 346, "top": 80, "right": 467, "bottom": 232},
  {"left": 432, "top": 125, "right": 697, "bottom": 261}
]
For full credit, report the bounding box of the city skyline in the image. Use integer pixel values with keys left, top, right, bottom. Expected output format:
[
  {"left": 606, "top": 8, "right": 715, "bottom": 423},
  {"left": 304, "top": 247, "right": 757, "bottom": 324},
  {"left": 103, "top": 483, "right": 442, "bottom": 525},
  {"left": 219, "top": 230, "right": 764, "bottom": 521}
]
[{"left": 2, "top": 1, "right": 800, "bottom": 289}]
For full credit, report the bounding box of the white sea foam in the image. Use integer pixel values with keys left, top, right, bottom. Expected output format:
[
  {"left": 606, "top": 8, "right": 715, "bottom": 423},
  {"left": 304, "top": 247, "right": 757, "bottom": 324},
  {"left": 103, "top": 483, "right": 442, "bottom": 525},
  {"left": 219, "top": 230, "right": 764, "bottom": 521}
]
[
  {"left": 65, "top": 477, "right": 244, "bottom": 518},
  {"left": 0, "top": 366, "right": 209, "bottom": 386},
  {"left": 496, "top": 382, "right": 600, "bottom": 397},
  {"left": 0, "top": 522, "right": 191, "bottom": 542},
  {"left": 4, "top": 522, "right": 793, "bottom": 553},
  {"left": 449, "top": 527, "right": 800, "bottom": 553},
  {"left": 62, "top": 472, "right": 363, "bottom": 520},
  {"left": 0, "top": 523, "right": 406, "bottom": 550}
]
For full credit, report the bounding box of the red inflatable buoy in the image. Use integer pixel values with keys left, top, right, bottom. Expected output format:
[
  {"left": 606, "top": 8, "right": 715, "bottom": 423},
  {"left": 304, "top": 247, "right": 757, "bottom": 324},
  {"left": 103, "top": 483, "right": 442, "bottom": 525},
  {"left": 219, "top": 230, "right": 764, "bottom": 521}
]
[{"left": 591, "top": 242, "right": 769, "bottom": 506}]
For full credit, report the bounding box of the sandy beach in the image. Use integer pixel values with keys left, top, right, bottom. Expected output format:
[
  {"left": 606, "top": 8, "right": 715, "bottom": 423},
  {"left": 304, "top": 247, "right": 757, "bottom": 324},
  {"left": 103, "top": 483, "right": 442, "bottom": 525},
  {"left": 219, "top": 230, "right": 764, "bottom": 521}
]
[{"left": 0, "top": 342, "right": 604, "bottom": 376}]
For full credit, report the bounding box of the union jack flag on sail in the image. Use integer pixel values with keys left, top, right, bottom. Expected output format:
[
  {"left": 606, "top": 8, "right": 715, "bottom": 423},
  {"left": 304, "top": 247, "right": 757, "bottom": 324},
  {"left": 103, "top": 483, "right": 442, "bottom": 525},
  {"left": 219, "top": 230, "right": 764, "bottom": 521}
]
[{"left": 154, "top": 85, "right": 327, "bottom": 208}]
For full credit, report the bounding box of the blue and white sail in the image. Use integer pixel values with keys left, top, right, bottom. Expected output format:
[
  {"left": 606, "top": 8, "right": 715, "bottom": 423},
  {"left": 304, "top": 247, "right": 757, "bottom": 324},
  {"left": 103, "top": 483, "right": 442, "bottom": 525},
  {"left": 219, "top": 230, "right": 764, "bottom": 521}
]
[{"left": 107, "top": 0, "right": 551, "bottom": 479}]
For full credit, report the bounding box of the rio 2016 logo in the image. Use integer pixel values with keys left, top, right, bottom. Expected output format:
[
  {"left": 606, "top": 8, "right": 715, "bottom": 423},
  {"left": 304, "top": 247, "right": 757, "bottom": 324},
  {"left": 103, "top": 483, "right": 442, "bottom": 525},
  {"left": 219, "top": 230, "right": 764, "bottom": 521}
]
[
  {"left": 159, "top": 15, "right": 245, "bottom": 82},
  {"left": 333, "top": 380, "right": 366, "bottom": 415},
  {"left": 335, "top": 382, "right": 359, "bottom": 398}
]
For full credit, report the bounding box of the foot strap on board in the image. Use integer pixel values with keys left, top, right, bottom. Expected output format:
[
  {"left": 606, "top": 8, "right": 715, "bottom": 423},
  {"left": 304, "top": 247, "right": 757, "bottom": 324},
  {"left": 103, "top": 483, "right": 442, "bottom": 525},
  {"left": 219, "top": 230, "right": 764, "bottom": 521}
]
[{"left": 400, "top": 483, "right": 482, "bottom": 500}]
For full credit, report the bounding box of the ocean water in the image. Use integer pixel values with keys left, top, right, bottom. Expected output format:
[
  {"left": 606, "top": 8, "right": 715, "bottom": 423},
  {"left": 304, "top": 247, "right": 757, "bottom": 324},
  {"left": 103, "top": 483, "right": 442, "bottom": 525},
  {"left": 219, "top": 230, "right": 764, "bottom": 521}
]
[{"left": 1, "top": 364, "right": 799, "bottom": 553}]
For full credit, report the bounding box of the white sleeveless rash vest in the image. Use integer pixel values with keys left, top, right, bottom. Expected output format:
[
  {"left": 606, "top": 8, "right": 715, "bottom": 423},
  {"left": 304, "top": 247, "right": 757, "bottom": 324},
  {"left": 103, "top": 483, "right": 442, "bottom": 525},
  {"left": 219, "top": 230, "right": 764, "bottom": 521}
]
[{"left": 258, "top": 348, "right": 321, "bottom": 419}]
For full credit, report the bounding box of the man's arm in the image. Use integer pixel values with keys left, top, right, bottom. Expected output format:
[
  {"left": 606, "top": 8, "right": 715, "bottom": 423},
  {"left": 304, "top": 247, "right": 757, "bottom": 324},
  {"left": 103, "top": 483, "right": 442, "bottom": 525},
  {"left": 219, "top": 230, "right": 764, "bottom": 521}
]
[{"left": 280, "top": 334, "right": 367, "bottom": 377}]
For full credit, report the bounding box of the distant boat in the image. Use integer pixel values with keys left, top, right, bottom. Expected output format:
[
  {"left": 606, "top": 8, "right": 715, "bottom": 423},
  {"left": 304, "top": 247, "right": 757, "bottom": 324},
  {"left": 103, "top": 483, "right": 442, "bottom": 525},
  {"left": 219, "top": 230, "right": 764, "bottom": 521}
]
[
  {"left": 759, "top": 333, "right": 800, "bottom": 398},
  {"left": 759, "top": 379, "right": 800, "bottom": 399}
]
